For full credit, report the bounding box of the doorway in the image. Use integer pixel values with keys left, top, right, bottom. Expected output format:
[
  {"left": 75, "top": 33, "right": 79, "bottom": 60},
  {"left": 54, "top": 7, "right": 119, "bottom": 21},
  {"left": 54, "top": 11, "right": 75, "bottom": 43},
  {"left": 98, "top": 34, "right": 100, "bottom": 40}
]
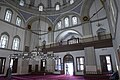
[
  {"left": 100, "top": 55, "right": 113, "bottom": 74},
  {"left": 63, "top": 54, "right": 74, "bottom": 75},
  {"left": 64, "top": 63, "right": 73, "bottom": 75},
  {"left": 40, "top": 59, "right": 46, "bottom": 72}
]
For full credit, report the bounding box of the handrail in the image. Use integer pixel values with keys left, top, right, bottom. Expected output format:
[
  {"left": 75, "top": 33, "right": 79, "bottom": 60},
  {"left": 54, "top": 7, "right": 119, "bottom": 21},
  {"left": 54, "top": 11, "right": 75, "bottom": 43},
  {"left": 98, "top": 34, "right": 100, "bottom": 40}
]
[{"left": 39, "top": 34, "right": 112, "bottom": 48}]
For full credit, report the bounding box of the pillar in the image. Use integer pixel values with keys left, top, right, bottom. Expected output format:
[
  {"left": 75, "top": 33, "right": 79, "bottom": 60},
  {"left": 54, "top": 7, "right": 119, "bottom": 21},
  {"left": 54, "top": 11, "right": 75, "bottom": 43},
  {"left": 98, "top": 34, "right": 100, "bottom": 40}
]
[{"left": 84, "top": 47, "right": 97, "bottom": 74}]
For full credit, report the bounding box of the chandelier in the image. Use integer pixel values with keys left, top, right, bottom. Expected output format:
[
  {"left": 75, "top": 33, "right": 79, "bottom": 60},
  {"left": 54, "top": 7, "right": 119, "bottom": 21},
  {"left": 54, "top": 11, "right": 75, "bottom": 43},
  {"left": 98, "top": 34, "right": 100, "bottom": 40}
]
[
  {"left": 9, "top": 5, "right": 59, "bottom": 61},
  {"left": 9, "top": 50, "right": 59, "bottom": 61},
  {"left": 9, "top": 41, "right": 59, "bottom": 61}
]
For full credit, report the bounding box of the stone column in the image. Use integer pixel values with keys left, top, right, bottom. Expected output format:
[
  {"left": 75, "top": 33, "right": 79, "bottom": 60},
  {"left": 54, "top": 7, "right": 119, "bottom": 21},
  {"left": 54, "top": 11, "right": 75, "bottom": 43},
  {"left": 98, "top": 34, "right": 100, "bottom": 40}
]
[
  {"left": 84, "top": 47, "right": 97, "bottom": 74},
  {"left": 24, "top": 30, "right": 31, "bottom": 52},
  {"left": 48, "top": 31, "right": 54, "bottom": 44}
]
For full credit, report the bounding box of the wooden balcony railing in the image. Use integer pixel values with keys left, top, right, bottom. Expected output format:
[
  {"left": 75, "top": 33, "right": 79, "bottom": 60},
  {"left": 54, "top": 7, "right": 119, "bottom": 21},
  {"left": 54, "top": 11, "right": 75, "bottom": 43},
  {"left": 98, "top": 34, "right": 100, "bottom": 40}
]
[{"left": 39, "top": 34, "right": 112, "bottom": 49}]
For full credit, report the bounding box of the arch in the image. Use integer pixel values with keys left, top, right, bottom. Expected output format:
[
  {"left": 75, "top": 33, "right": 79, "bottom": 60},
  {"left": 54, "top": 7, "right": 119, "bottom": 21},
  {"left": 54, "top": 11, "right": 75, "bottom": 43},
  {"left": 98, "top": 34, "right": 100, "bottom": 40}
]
[
  {"left": 55, "top": 29, "right": 82, "bottom": 42},
  {"left": 63, "top": 54, "right": 74, "bottom": 63},
  {"left": 81, "top": 0, "right": 94, "bottom": 18},
  {"left": 13, "top": 35, "right": 21, "bottom": 41},
  {"left": 63, "top": 53, "right": 75, "bottom": 75},
  {"left": 26, "top": 15, "right": 53, "bottom": 29},
  {"left": 0, "top": 32, "right": 10, "bottom": 38}
]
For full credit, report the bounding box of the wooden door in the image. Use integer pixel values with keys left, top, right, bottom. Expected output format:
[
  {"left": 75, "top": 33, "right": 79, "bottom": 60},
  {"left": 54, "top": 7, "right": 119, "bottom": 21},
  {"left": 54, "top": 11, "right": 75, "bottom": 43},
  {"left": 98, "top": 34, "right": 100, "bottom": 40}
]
[
  {"left": 35, "top": 65, "right": 38, "bottom": 72},
  {"left": 28, "top": 65, "right": 32, "bottom": 73}
]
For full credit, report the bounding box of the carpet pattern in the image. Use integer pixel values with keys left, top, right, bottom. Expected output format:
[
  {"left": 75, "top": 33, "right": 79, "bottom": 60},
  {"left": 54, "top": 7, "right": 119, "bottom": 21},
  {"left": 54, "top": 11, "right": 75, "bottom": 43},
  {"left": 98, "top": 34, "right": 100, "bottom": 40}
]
[{"left": 0, "top": 74, "right": 110, "bottom": 80}]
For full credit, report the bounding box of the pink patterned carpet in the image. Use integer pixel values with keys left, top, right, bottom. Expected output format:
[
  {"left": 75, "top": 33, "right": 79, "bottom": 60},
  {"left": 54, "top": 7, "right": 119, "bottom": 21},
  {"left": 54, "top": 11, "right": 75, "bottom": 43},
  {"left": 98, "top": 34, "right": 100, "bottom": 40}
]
[{"left": 0, "top": 74, "right": 110, "bottom": 80}]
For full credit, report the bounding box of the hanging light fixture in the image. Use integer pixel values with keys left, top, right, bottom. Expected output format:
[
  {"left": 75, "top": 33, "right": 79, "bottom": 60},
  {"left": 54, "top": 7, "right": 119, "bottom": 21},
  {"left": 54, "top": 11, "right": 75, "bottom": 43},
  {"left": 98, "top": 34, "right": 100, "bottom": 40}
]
[{"left": 9, "top": 0, "right": 59, "bottom": 61}]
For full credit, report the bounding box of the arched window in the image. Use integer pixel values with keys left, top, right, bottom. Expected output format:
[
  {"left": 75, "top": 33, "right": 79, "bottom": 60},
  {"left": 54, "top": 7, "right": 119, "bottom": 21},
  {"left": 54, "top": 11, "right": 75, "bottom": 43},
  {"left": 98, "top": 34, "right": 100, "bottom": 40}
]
[
  {"left": 38, "top": 3, "right": 44, "bottom": 11},
  {"left": 70, "top": 0, "right": 74, "bottom": 4},
  {"left": 4, "top": 9, "right": 13, "bottom": 22},
  {"left": 55, "top": 2, "right": 60, "bottom": 11},
  {"left": 64, "top": 17, "right": 69, "bottom": 27},
  {"left": 0, "top": 33, "right": 9, "bottom": 48},
  {"left": 19, "top": 0, "right": 25, "bottom": 6},
  {"left": 16, "top": 16, "right": 22, "bottom": 26},
  {"left": 72, "top": 16, "right": 78, "bottom": 25},
  {"left": 12, "top": 36, "right": 20, "bottom": 50},
  {"left": 57, "top": 21, "right": 62, "bottom": 29}
]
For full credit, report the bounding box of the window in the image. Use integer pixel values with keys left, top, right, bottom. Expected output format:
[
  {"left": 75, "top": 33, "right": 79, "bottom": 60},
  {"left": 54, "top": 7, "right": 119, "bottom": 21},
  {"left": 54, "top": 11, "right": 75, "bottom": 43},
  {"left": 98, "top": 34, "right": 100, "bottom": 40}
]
[
  {"left": 70, "top": 0, "right": 74, "bottom": 4},
  {"left": 19, "top": 0, "right": 25, "bottom": 6},
  {"left": 0, "top": 33, "right": 9, "bottom": 48},
  {"left": 38, "top": 4, "right": 44, "bottom": 11},
  {"left": 64, "top": 17, "right": 69, "bottom": 27},
  {"left": 68, "top": 38, "right": 79, "bottom": 44},
  {"left": 106, "top": 56, "right": 112, "bottom": 71},
  {"left": 57, "top": 21, "right": 62, "bottom": 29},
  {"left": 12, "top": 37, "right": 20, "bottom": 50},
  {"left": 0, "top": 57, "right": 6, "bottom": 74},
  {"left": 55, "top": 58, "right": 61, "bottom": 71},
  {"left": 10, "top": 58, "right": 18, "bottom": 73},
  {"left": 72, "top": 16, "right": 78, "bottom": 25},
  {"left": 4, "top": 9, "right": 12, "bottom": 22},
  {"left": 76, "top": 57, "right": 84, "bottom": 71},
  {"left": 16, "top": 16, "right": 22, "bottom": 26},
  {"left": 42, "top": 59, "right": 46, "bottom": 67},
  {"left": 55, "top": 4, "right": 60, "bottom": 10}
]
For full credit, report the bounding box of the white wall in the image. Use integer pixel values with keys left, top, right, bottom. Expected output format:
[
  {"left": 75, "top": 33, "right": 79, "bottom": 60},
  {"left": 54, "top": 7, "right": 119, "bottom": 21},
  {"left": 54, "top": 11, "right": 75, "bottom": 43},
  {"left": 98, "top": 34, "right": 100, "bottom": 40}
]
[
  {"left": 89, "top": 0, "right": 110, "bottom": 36},
  {"left": 0, "top": 49, "right": 23, "bottom": 76},
  {"left": 91, "top": 19, "right": 110, "bottom": 36},
  {"left": 0, "top": 21, "right": 25, "bottom": 51},
  {"left": 0, "top": 4, "right": 26, "bottom": 76},
  {"left": 0, "top": 5, "right": 25, "bottom": 28}
]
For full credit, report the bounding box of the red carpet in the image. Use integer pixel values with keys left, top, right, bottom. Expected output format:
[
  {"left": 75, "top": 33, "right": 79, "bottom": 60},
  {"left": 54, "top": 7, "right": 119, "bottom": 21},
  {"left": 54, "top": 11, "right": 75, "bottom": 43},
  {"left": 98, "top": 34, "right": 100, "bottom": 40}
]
[{"left": 0, "top": 74, "right": 110, "bottom": 80}]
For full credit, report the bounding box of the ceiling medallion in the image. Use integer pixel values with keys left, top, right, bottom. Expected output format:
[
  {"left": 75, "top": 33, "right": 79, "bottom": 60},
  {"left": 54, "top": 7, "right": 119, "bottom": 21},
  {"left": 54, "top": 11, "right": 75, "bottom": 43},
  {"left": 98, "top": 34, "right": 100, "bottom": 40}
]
[
  {"left": 48, "top": 26, "right": 52, "bottom": 32},
  {"left": 83, "top": 16, "right": 89, "bottom": 21},
  {"left": 27, "top": 25, "right": 31, "bottom": 30}
]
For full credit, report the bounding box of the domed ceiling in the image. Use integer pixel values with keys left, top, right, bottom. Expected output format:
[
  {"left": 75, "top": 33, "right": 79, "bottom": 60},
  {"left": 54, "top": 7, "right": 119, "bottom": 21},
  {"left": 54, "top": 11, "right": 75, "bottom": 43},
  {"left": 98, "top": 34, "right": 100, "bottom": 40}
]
[{"left": 4, "top": 0, "right": 83, "bottom": 15}]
